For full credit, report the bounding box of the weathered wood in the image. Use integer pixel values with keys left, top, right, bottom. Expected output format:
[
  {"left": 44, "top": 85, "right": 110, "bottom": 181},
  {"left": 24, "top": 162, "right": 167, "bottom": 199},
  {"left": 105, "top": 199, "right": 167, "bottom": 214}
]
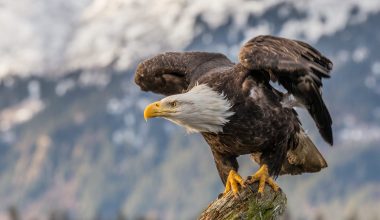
[{"left": 199, "top": 182, "right": 287, "bottom": 220}]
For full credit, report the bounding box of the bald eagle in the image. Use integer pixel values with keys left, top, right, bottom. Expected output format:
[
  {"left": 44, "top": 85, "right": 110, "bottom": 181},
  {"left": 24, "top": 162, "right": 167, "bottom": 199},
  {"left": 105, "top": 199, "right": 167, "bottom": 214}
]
[{"left": 135, "top": 35, "right": 333, "bottom": 196}]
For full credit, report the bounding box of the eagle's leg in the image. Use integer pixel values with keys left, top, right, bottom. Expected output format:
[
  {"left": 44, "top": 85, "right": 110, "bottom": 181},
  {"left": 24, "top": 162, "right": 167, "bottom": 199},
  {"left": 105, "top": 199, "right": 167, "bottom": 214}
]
[
  {"left": 223, "top": 170, "right": 245, "bottom": 197},
  {"left": 246, "top": 164, "right": 280, "bottom": 194}
]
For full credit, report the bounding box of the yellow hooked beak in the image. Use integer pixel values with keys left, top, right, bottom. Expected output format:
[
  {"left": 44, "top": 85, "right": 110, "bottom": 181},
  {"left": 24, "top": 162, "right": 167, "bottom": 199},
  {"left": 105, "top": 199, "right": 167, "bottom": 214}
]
[{"left": 144, "top": 101, "right": 163, "bottom": 121}]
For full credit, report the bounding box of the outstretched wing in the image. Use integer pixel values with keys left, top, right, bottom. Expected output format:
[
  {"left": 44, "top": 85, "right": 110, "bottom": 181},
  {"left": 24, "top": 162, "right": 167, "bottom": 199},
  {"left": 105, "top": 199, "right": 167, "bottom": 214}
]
[
  {"left": 135, "top": 52, "right": 234, "bottom": 95},
  {"left": 239, "top": 35, "right": 333, "bottom": 145}
]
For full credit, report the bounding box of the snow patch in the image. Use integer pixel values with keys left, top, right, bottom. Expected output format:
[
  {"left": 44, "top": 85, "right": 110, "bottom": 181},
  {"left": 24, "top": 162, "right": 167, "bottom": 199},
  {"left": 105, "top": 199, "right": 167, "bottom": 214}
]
[
  {"left": 338, "top": 115, "right": 380, "bottom": 143},
  {"left": 352, "top": 47, "right": 369, "bottom": 63},
  {"left": 0, "top": 99, "right": 45, "bottom": 131}
]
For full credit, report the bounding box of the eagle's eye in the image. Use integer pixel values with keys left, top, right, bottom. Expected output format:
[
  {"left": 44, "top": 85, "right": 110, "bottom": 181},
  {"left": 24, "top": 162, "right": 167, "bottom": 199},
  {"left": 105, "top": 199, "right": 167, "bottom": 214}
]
[{"left": 170, "top": 101, "right": 177, "bottom": 107}]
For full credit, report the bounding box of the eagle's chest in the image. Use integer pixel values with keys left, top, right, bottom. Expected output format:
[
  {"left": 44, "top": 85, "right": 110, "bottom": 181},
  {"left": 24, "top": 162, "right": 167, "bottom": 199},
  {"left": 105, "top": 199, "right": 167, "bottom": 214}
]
[
  {"left": 202, "top": 91, "right": 296, "bottom": 155},
  {"left": 202, "top": 130, "right": 266, "bottom": 155}
]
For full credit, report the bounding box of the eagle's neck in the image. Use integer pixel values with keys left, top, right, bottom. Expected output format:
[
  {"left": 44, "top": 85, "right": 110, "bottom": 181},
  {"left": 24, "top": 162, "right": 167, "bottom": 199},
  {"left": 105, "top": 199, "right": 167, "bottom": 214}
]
[{"left": 165, "top": 84, "right": 235, "bottom": 133}]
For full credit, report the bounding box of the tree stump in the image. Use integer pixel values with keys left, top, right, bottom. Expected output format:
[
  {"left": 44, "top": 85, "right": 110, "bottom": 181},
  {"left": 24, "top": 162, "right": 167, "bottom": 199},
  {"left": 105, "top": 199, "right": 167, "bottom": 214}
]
[{"left": 198, "top": 182, "right": 287, "bottom": 220}]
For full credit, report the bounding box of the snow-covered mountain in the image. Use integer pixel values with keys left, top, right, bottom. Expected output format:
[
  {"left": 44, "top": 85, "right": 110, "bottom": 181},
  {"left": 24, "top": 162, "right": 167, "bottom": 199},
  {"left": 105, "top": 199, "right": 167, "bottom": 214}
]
[
  {"left": 2, "top": 0, "right": 380, "bottom": 78},
  {"left": 0, "top": 0, "right": 380, "bottom": 219}
]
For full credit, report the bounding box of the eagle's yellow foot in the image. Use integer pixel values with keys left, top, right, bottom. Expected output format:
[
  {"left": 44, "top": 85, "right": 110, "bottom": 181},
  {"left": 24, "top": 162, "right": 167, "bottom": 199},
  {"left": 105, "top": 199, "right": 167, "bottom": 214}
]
[
  {"left": 223, "top": 170, "right": 245, "bottom": 197},
  {"left": 246, "top": 164, "right": 280, "bottom": 194}
]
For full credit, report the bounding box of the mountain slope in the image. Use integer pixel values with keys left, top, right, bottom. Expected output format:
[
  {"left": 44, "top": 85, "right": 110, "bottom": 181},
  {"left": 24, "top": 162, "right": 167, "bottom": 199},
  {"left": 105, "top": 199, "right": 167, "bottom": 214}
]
[{"left": 0, "top": 1, "right": 380, "bottom": 219}]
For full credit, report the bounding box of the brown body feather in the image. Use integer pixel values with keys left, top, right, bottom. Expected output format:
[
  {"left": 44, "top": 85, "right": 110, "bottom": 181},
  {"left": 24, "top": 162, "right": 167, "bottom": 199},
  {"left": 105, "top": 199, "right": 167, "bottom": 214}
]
[{"left": 135, "top": 35, "right": 333, "bottom": 184}]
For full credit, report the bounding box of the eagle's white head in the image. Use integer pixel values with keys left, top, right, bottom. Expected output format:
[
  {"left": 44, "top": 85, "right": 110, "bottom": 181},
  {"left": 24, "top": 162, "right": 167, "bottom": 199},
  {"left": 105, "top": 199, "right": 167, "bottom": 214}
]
[{"left": 144, "top": 84, "right": 234, "bottom": 133}]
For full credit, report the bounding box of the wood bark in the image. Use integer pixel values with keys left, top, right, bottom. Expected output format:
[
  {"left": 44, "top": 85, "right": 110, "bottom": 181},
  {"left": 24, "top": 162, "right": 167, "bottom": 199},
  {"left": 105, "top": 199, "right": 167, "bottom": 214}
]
[{"left": 199, "top": 182, "right": 287, "bottom": 220}]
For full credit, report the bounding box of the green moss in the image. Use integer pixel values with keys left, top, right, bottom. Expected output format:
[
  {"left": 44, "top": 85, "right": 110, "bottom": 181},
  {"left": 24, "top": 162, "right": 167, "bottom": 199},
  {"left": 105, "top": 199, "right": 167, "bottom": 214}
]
[
  {"left": 246, "top": 200, "right": 273, "bottom": 219},
  {"left": 245, "top": 191, "right": 287, "bottom": 220}
]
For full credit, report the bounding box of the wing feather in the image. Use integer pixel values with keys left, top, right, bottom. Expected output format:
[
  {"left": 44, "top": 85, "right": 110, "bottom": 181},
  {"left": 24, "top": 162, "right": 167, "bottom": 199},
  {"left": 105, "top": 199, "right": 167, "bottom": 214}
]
[
  {"left": 134, "top": 52, "right": 233, "bottom": 96},
  {"left": 239, "top": 35, "right": 333, "bottom": 145}
]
